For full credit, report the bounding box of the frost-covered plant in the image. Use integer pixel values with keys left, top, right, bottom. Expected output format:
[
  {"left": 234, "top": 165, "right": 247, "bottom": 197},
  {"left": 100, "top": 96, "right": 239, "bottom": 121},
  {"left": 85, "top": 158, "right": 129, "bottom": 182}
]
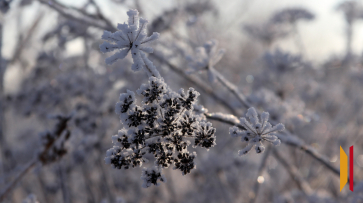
[
  {"left": 263, "top": 48, "right": 304, "bottom": 73},
  {"left": 336, "top": 1, "right": 363, "bottom": 24},
  {"left": 99, "top": 9, "right": 160, "bottom": 77},
  {"left": 105, "top": 76, "right": 216, "bottom": 187},
  {"left": 271, "top": 8, "right": 315, "bottom": 24},
  {"left": 247, "top": 88, "right": 316, "bottom": 130},
  {"left": 336, "top": 1, "right": 363, "bottom": 59},
  {"left": 243, "top": 22, "right": 289, "bottom": 46},
  {"left": 229, "top": 107, "right": 284, "bottom": 155},
  {"left": 140, "top": 166, "right": 166, "bottom": 188},
  {"left": 102, "top": 9, "right": 216, "bottom": 188},
  {"left": 187, "top": 40, "right": 225, "bottom": 83}
]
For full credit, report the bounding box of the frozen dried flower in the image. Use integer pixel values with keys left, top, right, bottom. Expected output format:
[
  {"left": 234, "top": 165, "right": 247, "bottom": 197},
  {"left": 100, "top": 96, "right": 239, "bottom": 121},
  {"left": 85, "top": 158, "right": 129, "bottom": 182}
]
[{"left": 229, "top": 107, "right": 284, "bottom": 155}]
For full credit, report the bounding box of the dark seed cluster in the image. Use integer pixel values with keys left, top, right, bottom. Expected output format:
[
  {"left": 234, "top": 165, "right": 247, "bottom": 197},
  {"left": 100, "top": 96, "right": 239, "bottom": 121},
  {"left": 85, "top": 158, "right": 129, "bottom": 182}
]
[{"left": 106, "top": 77, "right": 217, "bottom": 187}]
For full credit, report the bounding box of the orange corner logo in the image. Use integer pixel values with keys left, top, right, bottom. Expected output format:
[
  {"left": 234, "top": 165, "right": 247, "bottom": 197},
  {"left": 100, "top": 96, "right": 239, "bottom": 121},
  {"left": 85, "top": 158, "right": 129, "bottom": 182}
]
[{"left": 340, "top": 145, "right": 353, "bottom": 191}]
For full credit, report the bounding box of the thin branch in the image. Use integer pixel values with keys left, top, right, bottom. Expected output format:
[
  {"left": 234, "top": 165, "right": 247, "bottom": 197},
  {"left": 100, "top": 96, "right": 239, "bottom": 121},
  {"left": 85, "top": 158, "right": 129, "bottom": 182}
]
[
  {"left": 0, "top": 116, "right": 71, "bottom": 201},
  {"left": 96, "top": 143, "right": 115, "bottom": 203},
  {"left": 0, "top": 158, "right": 38, "bottom": 202},
  {"left": 214, "top": 70, "right": 252, "bottom": 109},
  {"left": 10, "top": 12, "right": 44, "bottom": 64},
  {"left": 153, "top": 49, "right": 338, "bottom": 181},
  {"left": 37, "top": 0, "right": 116, "bottom": 31},
  {"left": 205, "top": 113, "right": 340, "bottom": 178},
  {"left": 203, "top": 67, "right": 341, "bottom": 178},
  {"left": 272, "top": 148, "right": 313, "bottom": 196},
  {"left": 249, "top": 146, "right": 271, "bottom": 203},
  {"left": 151, "top": 53, "right": 237, "bottom": 115},
  {"left": 292, "top": 23, "right": 307, "bottom": 58},
  {"left": 165, "top": 169, "right": 177, "bottom": 203},
  {"left": 0, "top": 14, "right": 7, "bottom": 172},
  {"left": 89, "top": 0, "right": 116, "bottom": 31},
  {"left": 57, "top": 162, "right": 71, "bottom": 203}
]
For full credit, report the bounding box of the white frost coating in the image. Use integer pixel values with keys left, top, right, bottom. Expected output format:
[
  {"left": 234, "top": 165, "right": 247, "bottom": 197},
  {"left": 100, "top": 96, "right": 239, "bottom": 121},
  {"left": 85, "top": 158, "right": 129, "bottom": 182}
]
[
  {"left": 99, "top": 9, "right": 160, "bottom": 77},
  {"left": 105, "top": 75, "right": 216, "bottom": 187},
  {"left": 115, "top": 90, "right": 136, "bottom": 116},
  {"left": 140, "top": 52, "right": 161, "bottom": 78},
  {"left": 238, "top": 143, "right": 253, "bottom": 156},
  {"left": 141, "top": 166, "right": 166, "bottom": 188},
  {"left": 137, "top": 77, "right": 167, "bottom": 103},
  {"left": 230, "top": 107, "right": 285, "bottom": 155},
  {"left": 209, "top": 112, "right": 239, "bottom": 124},
  {"left": 187, "top": 39, "right": 225, "bottom": 83}
]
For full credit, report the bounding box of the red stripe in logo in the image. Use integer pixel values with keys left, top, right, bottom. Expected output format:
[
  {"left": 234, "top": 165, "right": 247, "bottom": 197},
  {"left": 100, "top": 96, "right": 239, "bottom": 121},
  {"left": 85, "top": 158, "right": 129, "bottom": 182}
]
[{"left": 350, "top": 146, "right": 353, "bottom": 191}]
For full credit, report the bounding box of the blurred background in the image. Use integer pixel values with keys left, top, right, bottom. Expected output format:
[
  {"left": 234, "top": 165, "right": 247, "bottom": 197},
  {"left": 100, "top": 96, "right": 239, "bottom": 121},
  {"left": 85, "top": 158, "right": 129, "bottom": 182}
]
[{"left": 1, "top": 0, "right": 363, "bottom": 202}]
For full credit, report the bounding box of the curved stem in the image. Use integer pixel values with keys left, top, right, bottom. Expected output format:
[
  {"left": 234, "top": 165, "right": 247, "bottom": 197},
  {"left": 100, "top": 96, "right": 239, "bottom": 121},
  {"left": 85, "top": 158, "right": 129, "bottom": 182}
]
[
  {"left": 272, "top": 148, "right": 313, "bottom": 195},
  {"left": 205, "top": 112, "right": 340, "bottom": 177},
  {"left": 214, "top": 70, "right": 252, "bottom": 109},
  {"left": 249, "top": 146, "right": 271, "bottom": 203},
  {"left": 0, "top": 158, "right": 38, "bottom": 202}
]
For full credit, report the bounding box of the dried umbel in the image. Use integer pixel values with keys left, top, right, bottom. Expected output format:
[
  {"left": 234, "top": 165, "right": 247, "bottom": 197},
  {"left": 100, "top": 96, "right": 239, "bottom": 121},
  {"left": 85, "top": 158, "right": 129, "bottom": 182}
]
[
  {"left": 229, "top": 107, "right": 284, "bottom": 155},
  {"left": 243, "top": 23, "right": 289, "bottom": 45},
  {"left": 38, "top": 115, "right": 71, "bottom": 165},
  {"left": 271, "top": 8, "right": 315, "bottom": 24},
  {"left": 263, "top": 48, "right": 304, "bottom": 73},
  {"left": 105, "top": 77, "right": 216, "bottom": 187},
  {"left": 187, "top": 39, "right": 225, "bottom": 83},
  {"left": 99, "top": 9, "right": 160, "bottom": 77},
  {"left": 336, "top": 1, "right": 363, "bottom": 24}
]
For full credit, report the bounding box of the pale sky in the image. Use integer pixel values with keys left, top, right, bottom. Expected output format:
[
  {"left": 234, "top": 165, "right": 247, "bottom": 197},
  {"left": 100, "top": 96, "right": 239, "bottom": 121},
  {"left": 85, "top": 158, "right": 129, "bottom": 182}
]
[{"left": 2, "top": 0, "right": 363, "bottom": 63}]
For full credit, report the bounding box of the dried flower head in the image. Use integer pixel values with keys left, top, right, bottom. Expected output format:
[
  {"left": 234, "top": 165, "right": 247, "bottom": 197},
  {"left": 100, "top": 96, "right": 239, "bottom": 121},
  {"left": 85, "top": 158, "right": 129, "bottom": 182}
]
[
  {"left": 100, "top": 9, "right": 160, "bottom": 77},
  {"left": 271, "top": 8, "right": 315, "bottom": 24},
  {"left": 244, "top": 23, "right": 289, "bottom": 46},
  {"left": 187, "top": 40, "right": 225, "bottom": 83},
  {"left": 141, "top": 166, "right": 166, "bottom": 188},
  {"left": 263, "top": 48, "right": 304, "bottom": 73},
  {"left": 105, "top": 77, "right": 216, "bottom": 187},
  {"left": 229, "top": 107, "right": 284, "bottom": 155},
  {"left": 336, "top": 1, "right": 363, "bottom": 24}
]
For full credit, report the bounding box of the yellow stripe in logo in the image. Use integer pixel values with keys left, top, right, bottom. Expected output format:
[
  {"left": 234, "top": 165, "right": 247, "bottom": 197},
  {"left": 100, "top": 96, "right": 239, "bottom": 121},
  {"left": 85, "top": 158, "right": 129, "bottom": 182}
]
[{"left": 340, "top": 146, "right": 348, "bottom": 191}]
